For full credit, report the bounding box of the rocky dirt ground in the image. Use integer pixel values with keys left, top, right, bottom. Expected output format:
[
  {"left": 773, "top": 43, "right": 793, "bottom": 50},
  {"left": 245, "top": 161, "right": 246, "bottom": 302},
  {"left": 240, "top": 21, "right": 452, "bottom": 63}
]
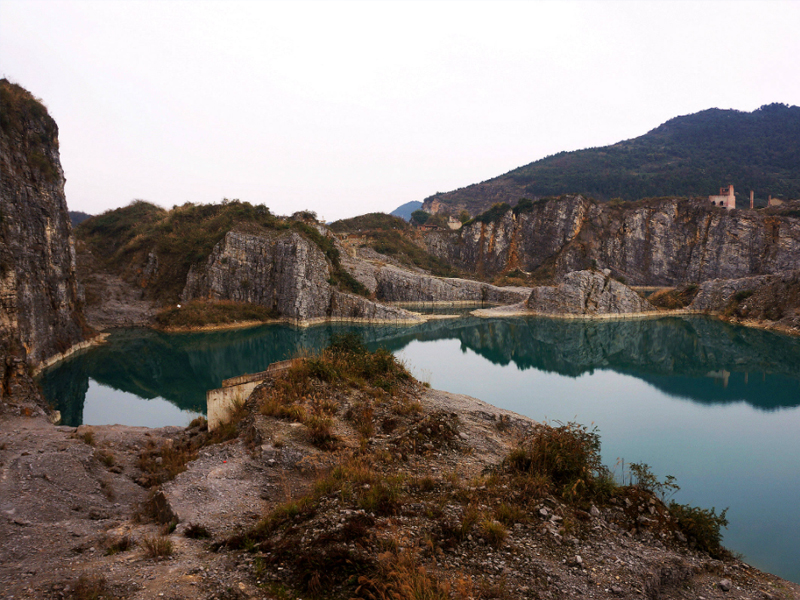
[{"left": 1, "top": 375, "right": 798, "bottom": 600}]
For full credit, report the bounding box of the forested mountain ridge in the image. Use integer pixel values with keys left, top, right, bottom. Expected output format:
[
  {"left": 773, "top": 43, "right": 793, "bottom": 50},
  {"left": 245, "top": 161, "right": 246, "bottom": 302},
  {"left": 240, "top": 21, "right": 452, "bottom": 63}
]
[{"left": 423, "top": 103, "right": 800, "bottom": 216}]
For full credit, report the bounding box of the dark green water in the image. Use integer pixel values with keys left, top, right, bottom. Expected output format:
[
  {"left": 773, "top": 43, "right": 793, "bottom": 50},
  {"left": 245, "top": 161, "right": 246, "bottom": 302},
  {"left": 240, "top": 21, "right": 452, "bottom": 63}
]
[{"left": 38, "top": 316, "right": 800, "bottom": 583}]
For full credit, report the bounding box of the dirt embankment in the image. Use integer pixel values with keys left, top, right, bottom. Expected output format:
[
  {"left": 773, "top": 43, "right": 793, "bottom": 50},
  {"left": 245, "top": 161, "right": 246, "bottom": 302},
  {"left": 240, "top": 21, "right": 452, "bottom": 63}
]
[{"left": 1, "top": 362, "right": 798, "bottom": 600}]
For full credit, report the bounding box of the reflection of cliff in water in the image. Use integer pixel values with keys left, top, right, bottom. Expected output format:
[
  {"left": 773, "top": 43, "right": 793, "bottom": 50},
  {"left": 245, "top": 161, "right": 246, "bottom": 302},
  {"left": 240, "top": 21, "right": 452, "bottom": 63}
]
[
  {"left": 37, "top": 324, "right": 414, "bottom": 425},
  {"left": 37, "top": 316, "right": 800, "bottom": 426},
  {"left": 374, "top": 316, "right": 800, "bottom": 410}
]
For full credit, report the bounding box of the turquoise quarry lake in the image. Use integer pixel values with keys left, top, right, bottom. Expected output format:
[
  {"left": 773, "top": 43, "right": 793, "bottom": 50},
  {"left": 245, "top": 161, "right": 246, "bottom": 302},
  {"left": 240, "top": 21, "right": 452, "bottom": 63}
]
[{"left": 38, "top": 316, "right": 800, "bottom": 583}]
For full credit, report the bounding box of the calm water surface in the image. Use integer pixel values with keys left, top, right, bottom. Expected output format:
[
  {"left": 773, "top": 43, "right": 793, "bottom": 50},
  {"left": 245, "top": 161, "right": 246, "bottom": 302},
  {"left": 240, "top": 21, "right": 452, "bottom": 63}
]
[{"left": 38, "top": 316, "right": 800, "bottom": 583}]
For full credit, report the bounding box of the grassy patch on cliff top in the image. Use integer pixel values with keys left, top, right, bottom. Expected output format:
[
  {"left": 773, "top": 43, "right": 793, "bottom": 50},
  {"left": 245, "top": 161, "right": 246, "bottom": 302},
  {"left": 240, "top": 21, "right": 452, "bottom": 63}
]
[
  {"left": 329, "top": 212, "right": 410, "bottom": 233},
  {"left": 78, "top": 199, "right": 279, "bottom": 302},
  {"left": 154, "top": 300, "right": 280, "bottom": 329},
  {"left": 329, "top": 212, "right": 460, "bottom": 278},
  {"left": 77, "top": 200, "right": 367, "bottom": 302},
  {"left": 366, "top": 230, "right": 460, "bottom": 278},
  {"left": 0, "top": 79, "right": 61, "bottom": 183}
]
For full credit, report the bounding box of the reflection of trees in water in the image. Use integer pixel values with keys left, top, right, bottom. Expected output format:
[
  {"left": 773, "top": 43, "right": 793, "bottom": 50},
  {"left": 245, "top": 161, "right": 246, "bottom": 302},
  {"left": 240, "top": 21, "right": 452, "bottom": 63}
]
[
  {"left": 377, "top": 316, "right": 800, "bottom": 409},
  {"left": 37, "top": 316, "right": 800, "bottom": 425}
]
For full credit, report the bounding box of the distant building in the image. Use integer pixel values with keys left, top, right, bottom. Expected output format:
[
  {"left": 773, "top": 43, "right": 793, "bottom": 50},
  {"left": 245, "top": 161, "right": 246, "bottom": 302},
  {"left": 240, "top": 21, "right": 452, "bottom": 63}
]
[
  {"left": 709, "top": 185, "right": 736, "bottom": 210},
  {"left": 447, "top": 216, "right": 462, "bottom": 230}
]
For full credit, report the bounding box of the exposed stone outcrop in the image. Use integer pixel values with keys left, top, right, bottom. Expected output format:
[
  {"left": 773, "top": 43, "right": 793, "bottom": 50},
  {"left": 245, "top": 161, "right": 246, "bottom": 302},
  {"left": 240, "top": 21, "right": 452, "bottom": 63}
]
[
  {"left": 525, "top": 270, "right": 653, "bottom": 315},
  {"left": 341, "top": 256, "right": 531, "bottom": 305},
  {"left": 689, "top": 270, "right": 800, "bottom": 334},
  {"left": 423, "top": 196, "right": 800, "bottom": 285},
  {"left": 181, "top": 227, "right": 421, "bottom": 323},
  {"left": 0, "top": 79, "right": 86, "bottom": 374}
]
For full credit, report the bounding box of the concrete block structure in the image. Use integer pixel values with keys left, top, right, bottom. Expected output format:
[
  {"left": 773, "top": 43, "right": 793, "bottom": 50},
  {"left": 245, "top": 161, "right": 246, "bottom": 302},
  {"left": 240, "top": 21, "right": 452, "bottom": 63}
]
[
  {"left": 206, "top": 359, "right": 299, "bottom": 430},
  {"left": 709, "top": 185, "right": 736, "bottom": 210}
]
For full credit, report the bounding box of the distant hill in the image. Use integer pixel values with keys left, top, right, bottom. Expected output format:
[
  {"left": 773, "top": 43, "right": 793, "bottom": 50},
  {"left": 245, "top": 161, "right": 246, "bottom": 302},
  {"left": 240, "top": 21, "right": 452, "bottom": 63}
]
[
  {"left": 329, "top": 213, "right": 409, "bottom": 233},
  {"left": 423, "top": 103, "right": 800, "bottom": 216},
  {"left": 69, "top": 211, "right": 92, "bottom": 227},
  {"left": 390, "top": 201, "right": 423, "bottom": 221}
]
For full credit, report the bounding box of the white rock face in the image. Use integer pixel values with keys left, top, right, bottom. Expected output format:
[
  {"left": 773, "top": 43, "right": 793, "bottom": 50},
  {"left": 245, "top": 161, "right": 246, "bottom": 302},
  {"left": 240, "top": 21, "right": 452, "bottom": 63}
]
[
  {"left": 526, "top": 270, "right": 653, "bottom": 315},
  {"left": 181, "top": 228, "right": 421, "bottom": 323}
]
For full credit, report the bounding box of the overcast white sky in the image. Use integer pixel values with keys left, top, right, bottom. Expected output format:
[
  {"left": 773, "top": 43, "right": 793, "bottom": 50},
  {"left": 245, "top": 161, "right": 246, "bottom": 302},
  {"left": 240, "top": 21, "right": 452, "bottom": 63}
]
[{"left": 2, "top": 1, "right": 799, "bottom": 221}]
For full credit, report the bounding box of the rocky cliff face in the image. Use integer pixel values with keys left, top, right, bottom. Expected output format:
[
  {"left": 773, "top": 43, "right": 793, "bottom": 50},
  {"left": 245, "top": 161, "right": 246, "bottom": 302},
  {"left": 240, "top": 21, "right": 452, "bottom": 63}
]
[
  {"left": 181, "top": 227, "right": 420, "bottom": 323},
  {"left": 341, "top": 253, "right": 531, "bottom": 305},
  {"left": 689, "top": 270, "right": 800, "bottom": 334},
  {"left": 423, "top": 196, "right": 800, "bottom": 285},
  {"left": 0, "top": 80, "right": 86, "bottom": 371},
  {"left": 526, "top": 270, "right": 653, "bottom": 315}
]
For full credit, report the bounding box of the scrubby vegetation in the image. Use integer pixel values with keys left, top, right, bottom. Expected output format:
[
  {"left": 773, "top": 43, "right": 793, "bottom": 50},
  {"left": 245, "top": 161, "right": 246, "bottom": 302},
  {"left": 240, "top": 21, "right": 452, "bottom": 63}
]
[
  {"left": 329, "top": 213, "right": 410, "bottom": 233},
  {"left": 141, "top": 535, "right": 174, "bottom": 559},
  {"left": 154, "top": 300, "right": 279, "bottom": 329},
  {"left": 76, "top": 199, "right": 369, "bottom": 303},
  {"left": 205, "top": 339, "right": 732, "bottom": 599},
  {"left": 465, "top": 202, "right": 512, "bottom": 226},
  {"left": 426, "top": 103, "right": 800, "bottom": 215},
  {"left": 136, "top": 414, "right": 243, "bottom": 488},
  {"left": 330, "top": 212, "right": 460, "bottom": 277},
  {"left": 66, "top": 573, "right": 120, "bottom": 600},
  {"left": 254, "top": 333, "right": 416, "bottom": 449},
  {"left": 365, "top": 230, "right": 460, "bottom": 277},
  {"left": 649, "top": 284, "right": 699, "bottom": 310},
  {"left": 0, "top": 79, "right": 60, "bottom": 183}
]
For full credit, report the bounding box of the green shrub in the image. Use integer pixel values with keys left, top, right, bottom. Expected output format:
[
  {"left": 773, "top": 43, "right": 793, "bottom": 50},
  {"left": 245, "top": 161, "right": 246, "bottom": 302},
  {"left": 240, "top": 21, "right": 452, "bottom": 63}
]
[
  {"left": 329, "top": 213, "right": 410, "bottom": 232},
  {"left": 669, "top": 502, "right": 729, "bottom": 558},
  {"left": 628, "top": 462, "right": 680, "bottom": 501},
  {"left": 467, "top": 202, "right": 511, "bottom": 226},
  {"left": 410, "top": 209, "right": 430, "bottom": 225}
]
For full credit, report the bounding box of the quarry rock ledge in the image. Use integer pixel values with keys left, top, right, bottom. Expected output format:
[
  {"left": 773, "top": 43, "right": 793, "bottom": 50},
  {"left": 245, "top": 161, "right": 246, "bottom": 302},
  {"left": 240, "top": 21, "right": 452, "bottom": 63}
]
[
  {"left": 471, "top": 304, "right": 700, "bottom": 321},
  {"left": 31, "top": 332, "right": 109, "bottom": 375}
]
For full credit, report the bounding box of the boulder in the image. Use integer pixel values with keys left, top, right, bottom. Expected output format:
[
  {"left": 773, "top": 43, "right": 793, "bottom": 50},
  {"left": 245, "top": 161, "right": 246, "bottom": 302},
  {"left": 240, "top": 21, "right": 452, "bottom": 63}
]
[{"left": 526, "top": 270, "right": 653, "bottom": 315}]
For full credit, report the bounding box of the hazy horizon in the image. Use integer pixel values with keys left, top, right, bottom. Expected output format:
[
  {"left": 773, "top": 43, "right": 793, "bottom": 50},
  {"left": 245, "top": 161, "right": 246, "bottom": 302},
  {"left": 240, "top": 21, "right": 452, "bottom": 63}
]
[{"left": 2, "top": 1, "right": 799, "bottom": 221}]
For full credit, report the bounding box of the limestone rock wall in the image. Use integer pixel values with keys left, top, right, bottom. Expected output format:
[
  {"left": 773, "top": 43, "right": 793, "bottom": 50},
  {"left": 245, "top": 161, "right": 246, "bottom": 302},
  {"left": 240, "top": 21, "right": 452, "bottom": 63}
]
[
  {"left": 423, "top": 196, "right": 800, "bottom": 286},
  {"left": 526, "top": 270, "right": 653, "bottom": 315},
  {"left": 0, "top": 80, "right": 86, "bottom": 368},
  {"left": 689, "top": 270, "right": 800, "bottom": 332},
  {"left": 182, "top": 228, "right": 420, "bottom": 323},
  {"left": 373, "top": 264, "right": 530, "bottom": 304},
  {"left": 183, "top": 229, "right": 332, "bottom": 321}
]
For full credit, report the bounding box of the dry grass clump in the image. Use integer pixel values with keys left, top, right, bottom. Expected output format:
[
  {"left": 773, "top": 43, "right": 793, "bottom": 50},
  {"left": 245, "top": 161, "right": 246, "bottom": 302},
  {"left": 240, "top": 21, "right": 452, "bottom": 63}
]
[
  {"left": 649, "top": 283, "right": 699, "bottom": 310},
  {"left": 256, "top": 333, "right": 414, "bottom": 449},
  {"left": 104, "top": 535, "right": 134, "bottom": 556},
  {"left": 96, "top": 450, "right": 115, "bottom": 467},
  {"left": 142, "top": 535, "right": 173, "bottom": 559},
  {"left": 77, "top": 430, "right": 95, "bottom": 446},
  {"left": 137, "top": 439, "right": 199, "bottom": 488},
  {"left": 479, "top": 519, "right": 508, "bottom": 548},
  {"left": 67, "top": 573, "right": 119, "bottom": 600},
  {"left": 503, "top": 421, "right": 611, "bottom": 503},
  {"left": 357, "top": 550, "right": 452, "bottom": 600}
]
